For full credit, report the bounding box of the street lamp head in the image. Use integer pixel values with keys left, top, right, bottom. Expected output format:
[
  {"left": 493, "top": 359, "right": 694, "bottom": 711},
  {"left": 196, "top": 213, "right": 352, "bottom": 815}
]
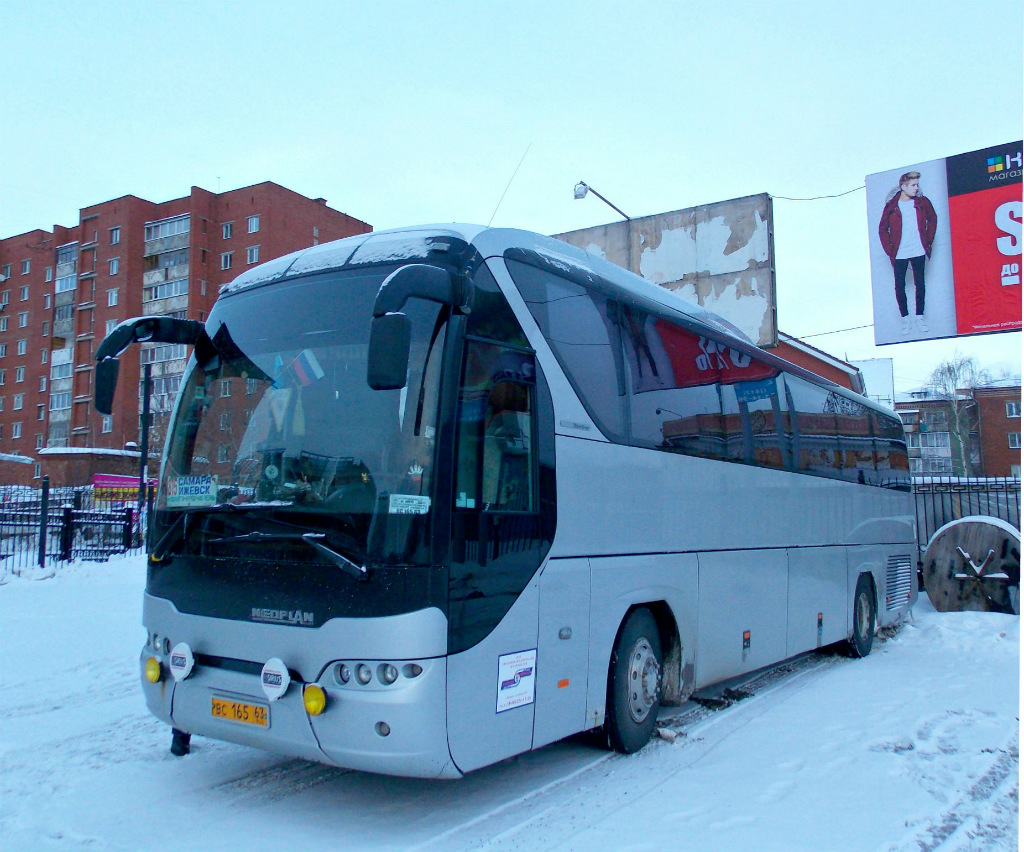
[{"left": 573, "top": 181, "right": 589, "bottom": 200}]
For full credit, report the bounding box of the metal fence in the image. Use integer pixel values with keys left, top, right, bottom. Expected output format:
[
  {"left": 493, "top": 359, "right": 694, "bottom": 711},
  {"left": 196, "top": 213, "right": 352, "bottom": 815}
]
[
  {"left": 0, "top": 476, "right": 145, "bottom": 576},
  {"left": 914, "top": 476, "right": 1021, "bottom": 550}
]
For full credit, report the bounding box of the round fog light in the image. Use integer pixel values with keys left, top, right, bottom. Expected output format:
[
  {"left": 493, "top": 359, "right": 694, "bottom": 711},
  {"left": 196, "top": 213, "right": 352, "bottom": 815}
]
[
  {"left": 303, "top": 684, "right": 327, "bottom": 716},
  {"left": 144, "top": 656, "right": 163, "bottom": 683},
  {"left": 356, "top": 664, "right": 372, "bottom": 685},
  {"left": 378, "top": 663, "right": 398, "bottom": 685},
  {"left": 375, "top": 721, "right": 391, "bottom": 737}
]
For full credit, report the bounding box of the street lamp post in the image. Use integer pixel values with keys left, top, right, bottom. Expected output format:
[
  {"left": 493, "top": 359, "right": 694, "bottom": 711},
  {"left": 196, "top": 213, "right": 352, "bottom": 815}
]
[{"left": 572, "top": 181, "right": 637, "bottom": 274}]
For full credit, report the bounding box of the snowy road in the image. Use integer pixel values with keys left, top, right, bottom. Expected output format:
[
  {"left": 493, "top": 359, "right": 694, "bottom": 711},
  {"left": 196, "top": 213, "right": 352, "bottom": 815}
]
[{"left": 0, "top": 555, "right": 1017, "bottom": 851}]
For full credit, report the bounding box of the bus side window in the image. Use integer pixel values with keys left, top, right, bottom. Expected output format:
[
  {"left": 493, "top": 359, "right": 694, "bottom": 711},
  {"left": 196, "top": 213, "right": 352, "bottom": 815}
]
[{"left": 455, "top": 339, "right": 537, "bottom": 513}]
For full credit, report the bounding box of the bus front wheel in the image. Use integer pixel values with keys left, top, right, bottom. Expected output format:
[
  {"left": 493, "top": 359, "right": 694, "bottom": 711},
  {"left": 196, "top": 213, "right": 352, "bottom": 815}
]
[
  {"left": 605, "top": 608, "right": 662, "bottom": 754},
  {"left": 846, "top": 574, "right": 876, "bottom": 658}
]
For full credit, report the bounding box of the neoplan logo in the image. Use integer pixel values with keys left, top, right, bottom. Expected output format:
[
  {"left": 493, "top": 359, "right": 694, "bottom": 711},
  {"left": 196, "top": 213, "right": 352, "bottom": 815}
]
[{"left": 251, "top": 607, "right": 315, "bottom": 626}]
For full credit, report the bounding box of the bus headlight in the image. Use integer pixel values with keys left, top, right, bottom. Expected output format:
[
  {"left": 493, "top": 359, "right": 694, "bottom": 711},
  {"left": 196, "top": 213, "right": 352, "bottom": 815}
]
[
  {"left": 303, "top": 684, "right": 327, "bottom": 716},
  {"left": 144, "top": 656, "right": 163, "bottom": 683}
]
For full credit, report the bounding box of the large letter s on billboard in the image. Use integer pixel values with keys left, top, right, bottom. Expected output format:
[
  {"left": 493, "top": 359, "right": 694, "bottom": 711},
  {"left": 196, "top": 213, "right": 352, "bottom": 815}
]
[{"left": 995, "top": 201, "right": 1022, "bottom": 255}]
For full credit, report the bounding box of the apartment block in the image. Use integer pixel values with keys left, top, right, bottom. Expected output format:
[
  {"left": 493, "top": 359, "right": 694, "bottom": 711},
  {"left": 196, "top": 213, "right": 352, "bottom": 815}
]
[
  {"left": 895, "top": 378, "right": 1022, "bottom": 478},
  {"left": 0, "top": 182, "right": 370, "bottom": 482}
]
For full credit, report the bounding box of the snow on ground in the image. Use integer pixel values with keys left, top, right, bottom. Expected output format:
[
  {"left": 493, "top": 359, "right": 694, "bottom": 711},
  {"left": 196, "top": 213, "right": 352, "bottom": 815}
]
[{"left": 0, "top": 554, "right": 1018, "bottom": 852}]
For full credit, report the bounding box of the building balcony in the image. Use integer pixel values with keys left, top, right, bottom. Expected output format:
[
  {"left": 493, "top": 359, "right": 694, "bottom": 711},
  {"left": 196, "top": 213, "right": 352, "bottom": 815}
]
[
  {"left": 144, "top": 233, "right": 190, "bottom": 257},
  {"left": 143, "top": 264, "right": 189, "bottom": 287}
]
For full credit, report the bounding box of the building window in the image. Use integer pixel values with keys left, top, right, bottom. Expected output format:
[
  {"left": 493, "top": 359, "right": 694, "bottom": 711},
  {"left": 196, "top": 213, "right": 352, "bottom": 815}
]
[
  {"left": 36, "top": 405, "right": 44, "bottom": 421},
  {"left": 221, "top": 252, "right": 233, "bottom": 270},
  {"left": 18, "top": 312, "right": 28, "bottom": 328},
  {"left": 35, "top": 433, "right": 43, "bottom": 448},
  {"left": 106, "top": 319, "right": 117, "bottom": 336},
  {"left": 248, "top": 215, "right": 260, "bottom": 234},
  {"left": 109, "top": 258, "right": 120, "bottom": 276},
  {"left": 50, "top": 362, "right": 73, "bottom": 381},
  {"left": 1, "top": 265, "right": 10, "bottom": 279},
  {"left": 39, "top": 376, "right": 46, "bottom": 392},
  {"left": 11, "top": 422, "right": 21, "bottom": 439},
  {"left": 107, "top": 288, "right": 119, "bottom": 306},
  {"left": 1007, "top": 402, "right": 1021, "bottom": 418},
  {"left": 40, "top": 349, "right": 47, "bottom": 364},
  {"left": 55, "top": 274, "right": 76, "bottom": 293},
  {"left": 21, "top": 260, "right": 30, "bottom": 275},
  {"left": 17, "top": 339, "right": 27, "bottom": 356},
  {"left": 0, "top": 369, "right": 5, "bottom": 384},
  {"left": 110, "top": 227, "right": 120, "bottom": 245},
  {"left": 222, "top": 222, "right": 233, "bottom": 239},
  {"left": 102, "top": 415, "right": 113, "bottom": 433},
  {"left": 0, "top": 343, "right": 5, "bottom": 357},
  {"left": 144, "top": 215, "right": 190, "bottom": 241},
  {"left": 45, "top": 267, "right": 53, "bottom": 283},
  {"left": 0, "top": 317, "right": 6, "bottom": 332},
  {"left": 219, "top": 412, "right": 231, "bottom": 430},
  {"left": 246, "top": 245, "right": 259, "bottom": 264},
  {"left": 33, "top": 463, "right": 41, "bottom": 479},
  {"left": 44, "top": 293, "right": 51, "bottom": 308},
  {"left": 15, "top": 366, "right": 25, "bottom": 382},
  {"left": 220, "top": 379, "right": 231, "bottom": 397},
  {"left": 143, "top": 279, "right": 188, "bottom": 301},
  {"left": 140, "top": 343, "right": 187, "bottom": 364},
  {"left": 13, "top": 393, "right": 23, "bottom": 410},
  {"left": 246, "top": 377, "right": 258, "bottom": 395},
  {"left": 49, "top": 392, "right": 71, "bottom": 411},
  {"left": 1010, "top": 433, "right": 1022, "bottom": 450},
  {"left": 20, "top": 285, "right": 29, "bottom": 300},
  {"left": 217, "top": 444, "right": 230, "bottom": 463},
  {"left": 1, "top": 290, "right": 8, "bottom": 305}
]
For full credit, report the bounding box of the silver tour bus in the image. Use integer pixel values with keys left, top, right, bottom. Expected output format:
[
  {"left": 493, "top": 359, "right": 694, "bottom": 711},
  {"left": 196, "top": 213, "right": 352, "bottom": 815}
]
[{"left": 95, "top": 225, "right": 916, "bottom": 778}]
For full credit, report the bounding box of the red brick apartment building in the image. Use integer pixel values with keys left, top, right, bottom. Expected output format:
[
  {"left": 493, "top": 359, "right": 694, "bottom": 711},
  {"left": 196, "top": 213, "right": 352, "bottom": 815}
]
[
  {"left": 895, "top": 378, "right": 1021, "bottom": 478},
  {"left": 0, "top": 183, "right": 370, "bottom": 484}
]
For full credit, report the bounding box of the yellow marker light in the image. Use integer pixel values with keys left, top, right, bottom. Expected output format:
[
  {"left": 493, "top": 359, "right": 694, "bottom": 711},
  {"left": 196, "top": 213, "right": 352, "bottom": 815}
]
[
  {"left": 145, "top": 656, "right": 163, "bottom": 683},
  {"left": 303, "top": 684, "right": 327, "bottom": 716}
]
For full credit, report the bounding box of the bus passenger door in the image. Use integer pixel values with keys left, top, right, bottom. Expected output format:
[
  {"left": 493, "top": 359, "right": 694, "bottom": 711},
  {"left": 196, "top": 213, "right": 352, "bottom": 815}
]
[{"left": 534, "top": 557, "right": 591, "bottom": 749}]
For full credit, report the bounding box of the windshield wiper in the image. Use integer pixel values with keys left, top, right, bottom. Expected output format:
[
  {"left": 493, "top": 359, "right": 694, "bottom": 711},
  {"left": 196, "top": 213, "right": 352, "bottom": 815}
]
[
  {"left": 209, "top": 531, "right": 368, "bottom": 581},
  {"left": 150, "top": 504, "right": 243, "bottom": 562}
]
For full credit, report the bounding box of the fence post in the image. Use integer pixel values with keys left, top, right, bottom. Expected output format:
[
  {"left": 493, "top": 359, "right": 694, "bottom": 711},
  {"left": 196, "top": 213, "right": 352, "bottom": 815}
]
[
  {"left": 37, "top": 475, "right": 50, "bottom": 569},
  {"left": 146, "top": 482, "right": 155, "bottom": 552},
  {"left": 122, "top": 507, "right": 134, "bottom": 552},
  {"left": 60, "top": 506, "right": 75, "bottom": 562}
]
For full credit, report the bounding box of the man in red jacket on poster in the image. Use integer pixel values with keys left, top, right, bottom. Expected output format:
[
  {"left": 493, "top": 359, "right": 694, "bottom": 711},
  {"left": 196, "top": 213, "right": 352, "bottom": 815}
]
[{"left": 878, "top": 171, "right": 938, "bottom": 335}]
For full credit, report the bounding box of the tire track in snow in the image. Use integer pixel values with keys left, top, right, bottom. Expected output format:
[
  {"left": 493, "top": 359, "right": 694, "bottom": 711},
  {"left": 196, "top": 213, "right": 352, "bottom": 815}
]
[
  {"left": 410, "top": 652, "right": 840, "bottom": 851},
  {"left": 209, "top": 758, "right": 350, "bottom": 804},
  {"left": 884, "top": 734, "right": 1019, "bottom": 852}
]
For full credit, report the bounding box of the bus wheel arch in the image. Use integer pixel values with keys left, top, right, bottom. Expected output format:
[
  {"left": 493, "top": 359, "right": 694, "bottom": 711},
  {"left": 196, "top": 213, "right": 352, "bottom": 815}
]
[
  {"left": 605, "top": 605, "right": 668, "bottom": 753},
  {"left": 846, "top": 572, "right": 877, "bottom": 658}
]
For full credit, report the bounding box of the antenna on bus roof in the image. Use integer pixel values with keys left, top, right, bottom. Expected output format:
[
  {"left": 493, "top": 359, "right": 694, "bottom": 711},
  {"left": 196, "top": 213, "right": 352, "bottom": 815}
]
[{"left": 487, "top": 142, "right": 533, "bottom": 228}]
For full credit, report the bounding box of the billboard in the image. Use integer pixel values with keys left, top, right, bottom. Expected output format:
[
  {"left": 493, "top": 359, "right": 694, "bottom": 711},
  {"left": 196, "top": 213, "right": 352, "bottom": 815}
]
[
  {"left": 866, "top": 142, "right": 1022, "bottom": 345},
  {"left": 553, "top": 193, "right": 777, "bottom": 347}
]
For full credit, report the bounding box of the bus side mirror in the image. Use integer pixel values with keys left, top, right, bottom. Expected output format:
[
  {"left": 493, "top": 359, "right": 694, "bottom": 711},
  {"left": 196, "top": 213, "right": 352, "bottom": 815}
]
[
  {"left": 95, "top": 357, "right": 120, "bottom": 415},
  {"left": 367, "top": 313, "right": 411, "bottom": 390}
]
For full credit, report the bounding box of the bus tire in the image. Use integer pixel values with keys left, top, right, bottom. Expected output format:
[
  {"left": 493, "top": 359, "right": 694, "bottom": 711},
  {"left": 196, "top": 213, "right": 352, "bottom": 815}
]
[
  {"left": 846, "top": 574, "right": 876, "bottom": 658},
  {"left": 605, "top": 608, "right": 662, "bottom": 754}
]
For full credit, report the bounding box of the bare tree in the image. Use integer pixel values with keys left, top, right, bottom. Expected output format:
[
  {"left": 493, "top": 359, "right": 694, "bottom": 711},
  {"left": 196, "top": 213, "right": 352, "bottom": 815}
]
[{"left": 928, "top": 352, "right": 990, "bottom": 475}]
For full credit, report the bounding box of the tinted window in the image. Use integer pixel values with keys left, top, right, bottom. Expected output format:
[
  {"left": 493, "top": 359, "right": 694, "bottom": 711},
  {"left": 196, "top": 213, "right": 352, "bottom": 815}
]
[{"left": 507, "top": 259, "right": 626, "bottom": 440}]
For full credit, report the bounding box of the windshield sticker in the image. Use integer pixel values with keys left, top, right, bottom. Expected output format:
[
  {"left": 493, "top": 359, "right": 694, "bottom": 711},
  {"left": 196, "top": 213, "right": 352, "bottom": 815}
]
[
  {"left": 496, "top": 649, "right": 537, "bottom": 713},
  {"left": 167, "top": 475, "right": 218, "bottom": 508},
  {"left": 388, "top": 494, "right": 431, "bottom": 515}
]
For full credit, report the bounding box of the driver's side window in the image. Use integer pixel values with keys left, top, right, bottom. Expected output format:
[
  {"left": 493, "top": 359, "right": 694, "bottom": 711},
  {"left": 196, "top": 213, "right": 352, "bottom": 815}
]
[{"left": 454, "top": 338, "right": 536, "bottom": 513}]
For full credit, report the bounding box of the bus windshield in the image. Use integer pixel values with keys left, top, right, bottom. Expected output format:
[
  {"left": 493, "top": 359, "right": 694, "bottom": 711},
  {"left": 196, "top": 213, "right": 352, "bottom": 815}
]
[{"left": 156, "top": 266, "right": 446, "bottom": 568}]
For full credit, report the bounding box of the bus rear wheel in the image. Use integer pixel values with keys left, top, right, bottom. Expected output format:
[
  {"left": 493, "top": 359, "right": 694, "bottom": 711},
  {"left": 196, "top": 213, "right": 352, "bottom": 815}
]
[
  {"left": 846, "top": 573, "right": 876, "bottom": 658},
  {"left": 606, "top": 608, "right": 662, "bottom": 754}
]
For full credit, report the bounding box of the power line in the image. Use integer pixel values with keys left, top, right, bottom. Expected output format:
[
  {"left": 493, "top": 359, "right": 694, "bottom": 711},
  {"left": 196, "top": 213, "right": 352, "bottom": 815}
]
[
  {"left": 797, "top": 323, "right": 873, "bottom": 340},
  {"left": 771, "top": 186, "right": 865, "bottom": 202}
]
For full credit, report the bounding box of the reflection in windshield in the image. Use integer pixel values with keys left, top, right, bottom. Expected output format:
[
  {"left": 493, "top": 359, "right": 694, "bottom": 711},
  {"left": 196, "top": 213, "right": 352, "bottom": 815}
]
[{"left": 157, "top": 267, "right": 446, "bottom": 567}]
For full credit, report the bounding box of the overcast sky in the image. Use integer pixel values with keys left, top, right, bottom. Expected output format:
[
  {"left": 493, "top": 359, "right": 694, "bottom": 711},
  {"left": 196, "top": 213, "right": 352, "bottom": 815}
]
[{"left": 2, "top": 0, "right": 1020, "bottom": 393}]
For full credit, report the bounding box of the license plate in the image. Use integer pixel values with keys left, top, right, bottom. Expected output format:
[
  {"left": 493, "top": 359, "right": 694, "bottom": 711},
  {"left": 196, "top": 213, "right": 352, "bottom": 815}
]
[{"left": 211, "top": 697, "right": 269, "bottom": 727}]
